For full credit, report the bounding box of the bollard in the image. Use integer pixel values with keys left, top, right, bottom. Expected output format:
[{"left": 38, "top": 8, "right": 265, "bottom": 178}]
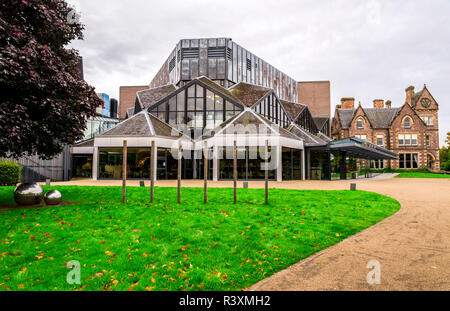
[
  {"left": 139, "top": 180, "right": 145, "bottom": 187},
  {"left": 45, "top": 179, "right": 51, "bottom": 186},
  {"left": 350, "top": 183, "right": 356, "bottom": 191},
  {"left": 243, "top": 181, "right": 248, "bottom": 189}
]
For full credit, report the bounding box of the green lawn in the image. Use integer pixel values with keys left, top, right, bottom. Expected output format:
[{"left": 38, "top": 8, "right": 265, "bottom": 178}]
[
  {"left": 0, "top": 186, "right": 400, "bottom": 291},
  {"left": 395, "top": 172, "right": 449, "bottom": 179}
]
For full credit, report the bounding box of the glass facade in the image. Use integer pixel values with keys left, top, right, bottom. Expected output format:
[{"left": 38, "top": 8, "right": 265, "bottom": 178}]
[
  {"left": 282, "top": 148, "right": 303, "bottom": 180},
  {"left": 296, "top": 109, "right": 318, "bottom": 135},
  {"left": 254, "top": 94, "right": 290, "bottom": 128},
  {"left": 309, "top": 150, "right": 330, "bottom": 180},
  {"left": 99, "top": 148, "right": 151, "bottom": 179},
  {"left": 83, "top": 117, "right": 119, "bottom": 141},
  {"left": 72, "top": 155, "right": 92, "bottom": 178},
  {"left": 218, "top": 146, "right": 276, "bottom": 180},
  {"left": 150, "top": 81, "right": 242, "bottom": 139}
]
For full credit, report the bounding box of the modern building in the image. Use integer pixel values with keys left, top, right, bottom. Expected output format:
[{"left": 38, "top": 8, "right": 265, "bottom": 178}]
[
  {"left": 332, "top": 85, "right": 440, "bottom": 171},
  {"left": 71, "top": 38, "right": 397, "bottom": 182},
  {"left": 96, "top": 93, "right": 110, "bottom": 117}
]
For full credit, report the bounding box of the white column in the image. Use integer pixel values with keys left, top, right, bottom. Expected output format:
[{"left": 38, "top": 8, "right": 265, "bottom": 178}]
[
  {"left": 213, "top": 144, "right": 218, "bottom": 181},
  {"left": 92, "top": 147, "right": 99, "bottom": 180},
  {"left": 302, "top": 149, "right": 306, "bottom": 180},
  {"left": 276, "top": 145, "right": 282, "bottom": 182}
]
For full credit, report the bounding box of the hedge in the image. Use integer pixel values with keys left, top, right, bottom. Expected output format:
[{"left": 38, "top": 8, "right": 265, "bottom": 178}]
[{"left": 0, "top": 161, "right": 22, "bottom": 186}]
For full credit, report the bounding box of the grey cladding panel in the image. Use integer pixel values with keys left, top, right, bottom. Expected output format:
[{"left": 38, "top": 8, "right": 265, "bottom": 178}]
[{"left": 217, "top": 59, "right": 226, "bottom": 79}]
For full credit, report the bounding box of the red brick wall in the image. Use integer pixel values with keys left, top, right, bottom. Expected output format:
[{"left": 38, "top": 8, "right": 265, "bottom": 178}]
[{"left": 119, "top": 86, "right": 148, "bottom": 119}]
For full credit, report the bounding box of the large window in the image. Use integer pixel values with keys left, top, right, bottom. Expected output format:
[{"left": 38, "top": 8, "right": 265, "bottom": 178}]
[
  {"left": 218, "top": 146, "right": 276, "bottom": 180},
  {"left": 295, "top": 108, "right": 318, "bottom": 134},
  {"left": 398, "top": 134, "right": 418, "bottom": 146},
  {"left": 370, "top": 160, "right": 384, "bottom": 169},
  {"left": 399, "top": 153, "right": 418, "bottom": 169},
  {"left": 150, "top": 82, "right": 242, "bottom": 139},
  {"left": 282, "top": 148, "right": 303, "bottom": 180},
  {"left": 254, "top": 94, "right": 290, "bottom": 128},
  {"left": 99, "top": 148, "right": 151, "bottom": 179},
  {"left": 72, "top": 155, "right": 92, "bottom": 178}
]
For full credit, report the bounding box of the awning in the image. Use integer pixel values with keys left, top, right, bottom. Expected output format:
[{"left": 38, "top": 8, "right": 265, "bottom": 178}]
[{"left": 308, "top": 137, "right": 398, "bottom": 160}]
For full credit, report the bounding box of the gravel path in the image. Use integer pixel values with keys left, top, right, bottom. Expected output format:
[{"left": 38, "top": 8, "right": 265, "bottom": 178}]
[{"left": 250, "top": 177, "right": 450, "bottom": 290}]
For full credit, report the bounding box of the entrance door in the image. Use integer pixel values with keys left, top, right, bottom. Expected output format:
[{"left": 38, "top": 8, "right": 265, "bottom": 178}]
[{"left": 427, "top": 154, "right": 435, "bottom": 170}]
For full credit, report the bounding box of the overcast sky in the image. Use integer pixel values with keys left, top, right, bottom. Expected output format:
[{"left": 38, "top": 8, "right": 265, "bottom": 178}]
[{"left": 68, "top": 0, "right": 449, "bottom": 146}]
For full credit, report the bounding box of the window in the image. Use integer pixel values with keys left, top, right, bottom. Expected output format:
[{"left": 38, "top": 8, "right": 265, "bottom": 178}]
[
  {"left": 426, "top": 135, "right": 430, "bottom": 148},
  {"left": 355, "top": 134, "right": 367, "bottom": 141},
  {"left": 421, "top": 116, "right": 433, "bottom": 126},
  {"left": 399, "top": 153, "right": 418, "bottom": 169},
  {"left": 357, "top": 119, "right": 364, "bottom": 129},
  {"left": 376, "top": 135, "right": 384, "bottom": 146},
  {"left": 398, "top": 134, "right": 418, "bottom": 146},
  {"left": 404, "top": 117, "right": 411, "bottom": 128},
  {"left": 371, "top": 160, "right": 384, "bottom": 169}
]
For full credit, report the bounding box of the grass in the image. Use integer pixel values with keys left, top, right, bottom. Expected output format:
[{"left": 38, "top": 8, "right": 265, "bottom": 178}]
[
  {"left": 0, "top": 186, "right": 400, "bottom": 291},
  {"left": 395, "top": 172, "right": 449, "bottom": 179}
]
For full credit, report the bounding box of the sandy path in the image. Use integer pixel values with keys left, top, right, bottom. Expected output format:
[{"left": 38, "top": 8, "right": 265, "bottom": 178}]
[{"left": 47, "top": 176, "right": 450, "bottom": 290}]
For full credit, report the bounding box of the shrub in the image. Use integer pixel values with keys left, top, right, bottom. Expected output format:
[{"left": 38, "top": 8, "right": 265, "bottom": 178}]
[{"left": 0, "top": 161, "right": 22, "bottom": 186}]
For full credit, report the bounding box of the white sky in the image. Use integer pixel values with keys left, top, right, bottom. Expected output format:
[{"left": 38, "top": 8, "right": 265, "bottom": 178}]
[{"left": 68, "top": 0, "right": 449, "bottom": 146}]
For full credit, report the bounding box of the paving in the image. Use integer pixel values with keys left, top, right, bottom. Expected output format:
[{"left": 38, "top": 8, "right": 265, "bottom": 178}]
[{"left": 45, "top": 174, "right": 450, "bottom": 290}]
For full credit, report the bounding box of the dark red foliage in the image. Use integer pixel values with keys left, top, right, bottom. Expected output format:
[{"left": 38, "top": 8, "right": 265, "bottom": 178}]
[{"left": 0, "top": 0, "right": 102, "bottom": 159}]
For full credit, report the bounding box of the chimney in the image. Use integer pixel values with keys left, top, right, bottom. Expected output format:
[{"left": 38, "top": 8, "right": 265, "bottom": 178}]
[
  {"left": 405, "top": 86, "right": 415, "bottom": 106},
  {"left": 385, "top": 100, "right": 392, "bottom": 108},
  {"left": 373, "top": 99, "right": 384, "bottom": 109},
  {"left": 341, "top": 97, "right": 355, "bottom": 109}
]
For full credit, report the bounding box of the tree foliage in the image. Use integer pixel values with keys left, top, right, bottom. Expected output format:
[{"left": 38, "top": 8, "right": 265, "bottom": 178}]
[
  {"left": 439, "top": 132, "right": 450, "bottom": 171},
  {"left": 0, "top": 0, "right": 102, "bottom": 159}
]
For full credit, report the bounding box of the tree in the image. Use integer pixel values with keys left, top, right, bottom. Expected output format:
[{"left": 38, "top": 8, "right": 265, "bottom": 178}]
[
  {"left": 440, "top": 132, "right": 450, "bottom": 171},
  {"left": 0, "top": 0, "right": 102, "bottom": 159}
]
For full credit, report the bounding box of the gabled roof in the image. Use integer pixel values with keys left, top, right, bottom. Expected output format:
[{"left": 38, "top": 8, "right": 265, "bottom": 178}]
[
  {"left": 98, "top": 111, "right": 184, "bottom": 138},
  {"left": 363, "top": 108, "right": 401, "bottom": 128},
  {"left": 200, "top": 110, "right": 299, "bottom": 141},
  {"left": 280, "top": 100, "right": 306, "bottom": 121},
  {"left": 287, "top": 124, "right": 328, "bottom": 146},
  {"left": 228, "top": 82, "right": 272, "bottom": 107},
  {"left": 136, "top": 84, "right": 177, "bottom": 110},
  {"left": 312, "top": 116, "right": 329, "bottom": 131},
  {"left": 411, "top": 85, "right": 439, "bottom": 108},
  {"left": 337, "top": 109, "right": 355, "bottom": 129}
]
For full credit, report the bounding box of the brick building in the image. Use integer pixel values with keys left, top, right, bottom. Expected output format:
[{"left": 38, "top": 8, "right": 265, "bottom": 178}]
[
  {"left": 119, "top": 85, "right": 148, "bottom": 119},
  {"left": 332, "top": 85, "right": 440, "bottom": 171}
]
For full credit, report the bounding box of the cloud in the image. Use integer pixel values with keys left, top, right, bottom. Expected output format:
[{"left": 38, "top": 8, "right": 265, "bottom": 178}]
[{"left": 67, "top": 0, "right": 450, "bottom": 146}]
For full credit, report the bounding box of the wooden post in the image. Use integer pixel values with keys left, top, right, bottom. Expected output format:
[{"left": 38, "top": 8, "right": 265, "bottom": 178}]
[
  {"left": 265, "top": 140, "right": 269, "bottom": 205},
  {"left": 122, "top": 140, "right": 127, "bottom": 203},
  {"left": 150, "top": 140, "right": 155, "bottom": 203},
  {"left": 204, "top": 141, "right": 208, "bottom": 203},
  {"left": 233, "top": 140, "right": 237, "bottom": 204},
  {"left": 177, "top": 142, "right": 182, "bottom": 204}
]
